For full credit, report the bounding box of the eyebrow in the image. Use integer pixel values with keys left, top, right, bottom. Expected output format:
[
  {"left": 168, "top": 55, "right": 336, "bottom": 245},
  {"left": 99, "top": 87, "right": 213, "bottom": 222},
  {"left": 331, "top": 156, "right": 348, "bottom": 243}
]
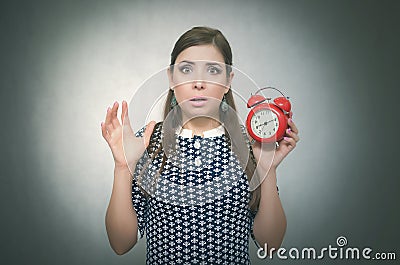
[{"left": 178, "top": 60, "right": 223, "bottom": 67}]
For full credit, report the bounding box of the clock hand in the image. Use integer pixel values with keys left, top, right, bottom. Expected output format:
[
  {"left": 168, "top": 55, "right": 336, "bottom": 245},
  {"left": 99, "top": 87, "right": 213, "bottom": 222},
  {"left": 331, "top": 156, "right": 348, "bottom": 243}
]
[
  {"left": 266, "top": 119, "right": 274, "bottom": 124},
  {"left": 255, "top": 119, "right": 275, "bottom": 129},
  {"left": 260, "top": 119, "right": 275, "bottom": 127}
]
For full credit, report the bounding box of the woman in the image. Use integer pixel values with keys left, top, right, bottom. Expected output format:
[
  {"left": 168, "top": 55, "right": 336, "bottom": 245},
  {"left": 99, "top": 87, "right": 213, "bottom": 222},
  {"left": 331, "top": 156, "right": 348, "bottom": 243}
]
[{"left": 102, "top": 26, "right": 299, "bottom": 264}]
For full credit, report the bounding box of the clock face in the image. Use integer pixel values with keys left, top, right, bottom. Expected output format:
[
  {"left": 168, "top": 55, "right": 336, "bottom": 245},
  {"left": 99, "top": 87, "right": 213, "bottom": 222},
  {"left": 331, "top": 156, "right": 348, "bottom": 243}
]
[{"left": 250, "top": 109, "right": 279, "bottom": 139}]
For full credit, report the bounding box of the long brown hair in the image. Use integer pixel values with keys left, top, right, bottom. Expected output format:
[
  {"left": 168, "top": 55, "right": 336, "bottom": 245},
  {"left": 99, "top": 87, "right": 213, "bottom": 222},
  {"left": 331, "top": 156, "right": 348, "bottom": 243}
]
[{"left": 141, "top": 26, "right": 261, "bottom": 212}]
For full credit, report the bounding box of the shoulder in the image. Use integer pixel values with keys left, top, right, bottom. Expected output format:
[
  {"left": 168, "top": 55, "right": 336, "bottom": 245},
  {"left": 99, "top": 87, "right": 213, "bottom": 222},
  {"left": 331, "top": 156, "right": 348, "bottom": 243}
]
[
  {"left": 135, "top": 121, "right": 163, "bottom": 137},
  {"left": 134, "top": 122, "right": 164, "bottom": 155}
]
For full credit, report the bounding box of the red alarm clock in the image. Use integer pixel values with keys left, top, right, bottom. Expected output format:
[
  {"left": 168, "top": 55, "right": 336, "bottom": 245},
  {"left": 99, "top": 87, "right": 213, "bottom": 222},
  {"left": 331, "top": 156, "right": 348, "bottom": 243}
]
[{"left": 246, "top": 87, "right": 292, "bottom": 143}]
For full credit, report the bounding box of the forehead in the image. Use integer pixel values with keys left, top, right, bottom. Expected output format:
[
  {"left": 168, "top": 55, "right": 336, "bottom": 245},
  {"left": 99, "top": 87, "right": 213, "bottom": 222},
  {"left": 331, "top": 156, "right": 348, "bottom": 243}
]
[{"left": 175, "top": 45, "right": 225, "bottom": 64}]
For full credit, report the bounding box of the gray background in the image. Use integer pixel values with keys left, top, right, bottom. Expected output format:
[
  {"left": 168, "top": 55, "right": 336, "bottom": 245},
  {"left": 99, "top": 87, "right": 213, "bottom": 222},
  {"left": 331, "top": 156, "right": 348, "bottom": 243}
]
[{"left": 1, "top": 0, "right": 399, "bottom": 264}]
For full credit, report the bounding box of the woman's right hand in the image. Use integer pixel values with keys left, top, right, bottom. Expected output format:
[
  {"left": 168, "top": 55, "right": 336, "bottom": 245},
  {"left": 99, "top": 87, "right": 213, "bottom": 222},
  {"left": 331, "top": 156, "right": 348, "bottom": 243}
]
[{"left": 101, "top": 101, "right": 156, "bottom": 172}]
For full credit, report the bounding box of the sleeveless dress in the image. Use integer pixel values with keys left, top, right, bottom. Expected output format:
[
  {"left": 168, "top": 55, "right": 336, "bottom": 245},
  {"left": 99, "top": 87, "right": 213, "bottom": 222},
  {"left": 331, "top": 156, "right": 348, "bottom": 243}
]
[{"left": 132, "top": 123, "right": 258, "bottom": 264}]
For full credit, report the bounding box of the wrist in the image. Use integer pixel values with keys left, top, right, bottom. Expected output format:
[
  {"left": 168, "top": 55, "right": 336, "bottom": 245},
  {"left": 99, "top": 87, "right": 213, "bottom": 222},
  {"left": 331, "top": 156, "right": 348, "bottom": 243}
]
[
  {"left": 256, "top": 163, "right": 277, "bottom": 177},
  {"left": 114, "top": 164, "right": 132, "bottom": 174},
  {"left": 256, "top": 165, "right": 278, "bottom": 188}
]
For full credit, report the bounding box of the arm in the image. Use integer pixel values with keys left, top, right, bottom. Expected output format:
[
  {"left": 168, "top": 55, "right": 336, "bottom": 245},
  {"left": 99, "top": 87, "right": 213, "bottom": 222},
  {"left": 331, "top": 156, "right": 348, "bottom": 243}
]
[
  {"left": 251, "top": 118, "right": 299, "bottom": 253},
  {"left": 101, "top": 101, "right": 155, "bottom": 255},
  {"left": 105, "top": 165, "right": 139, "bottom": 255},
  {"left": 252, "top": 166, "right": 286, "bottom": 252}
]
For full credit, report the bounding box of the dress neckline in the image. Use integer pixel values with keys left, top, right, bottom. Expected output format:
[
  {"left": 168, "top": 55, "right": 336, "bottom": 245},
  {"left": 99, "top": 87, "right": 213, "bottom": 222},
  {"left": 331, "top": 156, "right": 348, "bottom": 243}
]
[{"left": 176, "top": 124, "right": 225, "bottom": 139}]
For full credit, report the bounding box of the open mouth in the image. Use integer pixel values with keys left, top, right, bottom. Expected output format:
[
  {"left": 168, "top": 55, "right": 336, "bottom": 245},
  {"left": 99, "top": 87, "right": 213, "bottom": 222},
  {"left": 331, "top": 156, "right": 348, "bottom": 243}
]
[
  {"left": 190, "top": 97, "right": 207, "bottom": 101},
  {"left": 188, "top": 97, "right": 208, "bottom": 107}
]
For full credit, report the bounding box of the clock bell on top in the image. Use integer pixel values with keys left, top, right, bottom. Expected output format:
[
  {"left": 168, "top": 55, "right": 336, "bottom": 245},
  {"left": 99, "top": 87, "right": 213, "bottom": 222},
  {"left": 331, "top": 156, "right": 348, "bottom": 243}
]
[{"left": 246, "top": 87, "right": 292, "bottom": 143}]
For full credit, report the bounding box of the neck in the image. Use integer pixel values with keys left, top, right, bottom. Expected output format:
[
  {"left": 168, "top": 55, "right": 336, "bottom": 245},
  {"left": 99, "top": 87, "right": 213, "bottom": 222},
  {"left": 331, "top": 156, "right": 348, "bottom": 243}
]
[{"left": 182, "top": 117, "right": 221, "bottom": 137}]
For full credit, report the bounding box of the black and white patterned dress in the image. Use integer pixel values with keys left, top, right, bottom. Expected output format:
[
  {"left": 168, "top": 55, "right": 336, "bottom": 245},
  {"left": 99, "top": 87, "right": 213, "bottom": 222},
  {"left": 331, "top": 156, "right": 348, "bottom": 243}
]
[{"left": 132, "top": 123, "right": 258, "bottom": 264}]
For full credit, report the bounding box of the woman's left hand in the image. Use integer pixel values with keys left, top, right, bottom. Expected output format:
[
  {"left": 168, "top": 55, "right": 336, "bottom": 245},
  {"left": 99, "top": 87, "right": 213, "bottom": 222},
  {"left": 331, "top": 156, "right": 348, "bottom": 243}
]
[{"left": 251, "top": 118, "right": 300, "bottom": 172}]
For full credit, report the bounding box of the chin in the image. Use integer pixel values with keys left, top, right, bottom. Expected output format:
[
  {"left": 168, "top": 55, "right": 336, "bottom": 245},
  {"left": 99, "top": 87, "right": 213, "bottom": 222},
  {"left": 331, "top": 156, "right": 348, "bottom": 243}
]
[{"left": 180, "top": 105, "right": 220, "bottom": 121}]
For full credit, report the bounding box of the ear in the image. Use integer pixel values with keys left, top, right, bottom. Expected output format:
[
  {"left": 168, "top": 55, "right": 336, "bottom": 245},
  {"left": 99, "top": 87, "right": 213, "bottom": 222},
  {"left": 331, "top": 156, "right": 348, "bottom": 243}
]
[
  {"left": 225, "top": 71, "right": 234, "bottom": 94},
  {"left": 166, "top": 67, "right": 174, "bottom": 89}
]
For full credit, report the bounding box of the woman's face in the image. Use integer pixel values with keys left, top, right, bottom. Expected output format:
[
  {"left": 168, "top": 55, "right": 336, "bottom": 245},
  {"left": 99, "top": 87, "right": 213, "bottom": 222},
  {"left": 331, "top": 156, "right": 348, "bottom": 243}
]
[{"left": 168, "top": 45, "right": 233, "bottom": 120}]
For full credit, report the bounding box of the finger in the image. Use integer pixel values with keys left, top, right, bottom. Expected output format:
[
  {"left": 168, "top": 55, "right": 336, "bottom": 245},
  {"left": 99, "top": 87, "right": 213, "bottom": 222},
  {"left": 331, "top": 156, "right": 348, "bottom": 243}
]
[
  {"left": 121, "top": 101, "right": 135, "bottom": 136},
  {"left": 105, "top": 106, "right": 112, "bottom": 127},
  {"left": 287, "top": 118, "right": 299, "bottom": 134},
  {"left": 111, "top": 101, "right": 120, "bottom": 128},
  {"left": 285, "top": 128, "right": 300, "bottom": 142},
  {"left": 121, "top": 100, "right": 128, "bottom": 125},
  {"left": 143, "top": 121, "right": 156, "bottom": 147},
  {"left": 101, "top": 122, "right": 111, "bottom": 143},
  {"left": 105, "top": 107, "right": 114, "bottom": 132},
  {"left": 282, "top": 136, "right": 297, "bottom": 149}
]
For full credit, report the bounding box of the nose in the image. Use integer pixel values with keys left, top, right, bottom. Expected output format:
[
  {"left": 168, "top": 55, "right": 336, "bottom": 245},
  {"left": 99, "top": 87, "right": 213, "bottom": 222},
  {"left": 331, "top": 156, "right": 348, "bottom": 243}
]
[{"left": 193, "top": 81, "right": 205, "bottom": 89}]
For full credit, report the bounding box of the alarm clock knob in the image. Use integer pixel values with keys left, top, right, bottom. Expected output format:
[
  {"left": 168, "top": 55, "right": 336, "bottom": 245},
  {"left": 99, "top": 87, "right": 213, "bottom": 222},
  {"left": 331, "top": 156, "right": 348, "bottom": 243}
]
[
  {"left": 273, "top": 97, "right": 291, "bottom": 113},
  {"left": 247, "top": 94, "right": 266, "bottom": 108}
]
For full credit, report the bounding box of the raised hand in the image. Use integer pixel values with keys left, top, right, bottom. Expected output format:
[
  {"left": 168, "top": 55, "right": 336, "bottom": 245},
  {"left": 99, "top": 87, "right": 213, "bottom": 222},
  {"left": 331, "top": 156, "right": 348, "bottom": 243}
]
[
  {"left": 252, "top": 118, "right": 299, "bottom": 173},
  {"left": 101, "top": 101, "right": 156, "bottom": 172}
]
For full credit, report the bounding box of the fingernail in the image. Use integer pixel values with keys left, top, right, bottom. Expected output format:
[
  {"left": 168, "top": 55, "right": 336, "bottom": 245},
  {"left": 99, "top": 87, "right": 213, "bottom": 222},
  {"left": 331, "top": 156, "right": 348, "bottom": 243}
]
[
  {"left": 286, "top": 128, "right": 291, "bottom": 133},
  {"left": 284, "top": 137, "right": 290, "bottom": 141},
  {"left": 289, "top": 118, "right": 293, "bottom": 123}
]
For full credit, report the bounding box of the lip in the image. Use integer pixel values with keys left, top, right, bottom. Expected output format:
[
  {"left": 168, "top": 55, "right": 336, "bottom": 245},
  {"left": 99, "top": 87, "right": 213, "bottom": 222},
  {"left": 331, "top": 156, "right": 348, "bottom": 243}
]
[
  {"left": 189, "top": 96, "right": 207, "bottom": 101},
  {"left": 189, "top": 96, "right": 208, "bottom": 107}
]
